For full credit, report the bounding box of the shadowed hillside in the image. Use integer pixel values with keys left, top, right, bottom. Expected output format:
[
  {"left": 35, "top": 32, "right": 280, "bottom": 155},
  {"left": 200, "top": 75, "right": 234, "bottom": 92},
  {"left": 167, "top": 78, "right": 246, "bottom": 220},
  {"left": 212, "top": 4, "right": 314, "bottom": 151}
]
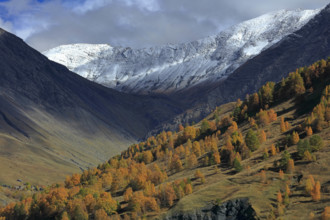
[{"left": 0, "top": 28, "right": 184, "bottom": 185}]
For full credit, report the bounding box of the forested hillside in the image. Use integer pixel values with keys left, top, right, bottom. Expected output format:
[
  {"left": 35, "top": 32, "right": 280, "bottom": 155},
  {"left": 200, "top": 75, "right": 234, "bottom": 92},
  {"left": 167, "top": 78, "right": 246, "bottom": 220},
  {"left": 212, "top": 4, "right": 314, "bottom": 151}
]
[{"left": 0, "top": 58, "right": 329, "bottom": 219}]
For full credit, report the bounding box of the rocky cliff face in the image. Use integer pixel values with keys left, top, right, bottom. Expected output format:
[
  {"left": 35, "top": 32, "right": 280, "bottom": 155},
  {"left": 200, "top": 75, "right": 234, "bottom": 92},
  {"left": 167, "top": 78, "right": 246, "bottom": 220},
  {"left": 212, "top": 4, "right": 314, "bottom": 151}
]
[
  {"left": 164, "top": 198, "right": 258, "bottom": 220},
  {"left": 44, "top": 9, "right": 319, "bottom": 94}
]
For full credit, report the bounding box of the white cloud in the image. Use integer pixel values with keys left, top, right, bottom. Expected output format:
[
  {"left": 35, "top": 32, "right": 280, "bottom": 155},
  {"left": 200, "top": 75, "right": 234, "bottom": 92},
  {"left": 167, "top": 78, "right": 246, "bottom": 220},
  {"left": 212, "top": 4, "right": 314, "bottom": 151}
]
[
  {"left": 0, "top": 18, "right": 13, "bottom": 33},
  {"left": 0, "top": 0, "right": 32, "bottom": 14},
  {"left": 73, "top": 0, "right": 112, "bottom": 14},
  {"left": 123, "top": 0, "right": 160, "bottom": 11}
]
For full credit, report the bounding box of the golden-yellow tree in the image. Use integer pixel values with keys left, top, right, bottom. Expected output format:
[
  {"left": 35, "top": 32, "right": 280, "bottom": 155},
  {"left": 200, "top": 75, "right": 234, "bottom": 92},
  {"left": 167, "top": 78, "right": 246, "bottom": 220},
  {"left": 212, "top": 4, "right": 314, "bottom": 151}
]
[
  {"left": 322, "top": 207, "right": 330, "bottom": 220},
  {"left": 306, "top": 175, "right": 315, "bottom": 195},
  {"left": 270, "top": 144, "right": 276, "bottom": 156},
  {"left": 311, "top": 181, "right": 321, "bottom": 202},
  {"left": 259, "top": 130, "right": 267, "bottom": 143},
  {"left": 277, "top": 191, "right": 283, "bottom": 204},
  {"left": 213, "top": 152, "right": 221, "bottom": 165},
  {"left": 124, "top": 187, "right": 133, "bottom": 202},
  {"left": 305, "top": 126, "right": 313, "bottom": 136},
  {"left": 192, "top": 141, "right": 201, "bottom": 157},
  {"left": 195, "top": 169, "right": 205, "bottom": 184},
  {"left": 186, "top": 153, "right": 198, "bottom": 168},
  {"left": 291, "top": 131, "right": 300, "bottom": 145}
]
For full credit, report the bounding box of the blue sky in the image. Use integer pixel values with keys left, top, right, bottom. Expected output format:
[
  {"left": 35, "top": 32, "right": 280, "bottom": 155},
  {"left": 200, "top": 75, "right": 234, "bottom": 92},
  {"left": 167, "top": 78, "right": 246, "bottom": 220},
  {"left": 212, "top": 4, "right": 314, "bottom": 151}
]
[{"left": 0, "top": 0, "right": 328, "bottom": 51}]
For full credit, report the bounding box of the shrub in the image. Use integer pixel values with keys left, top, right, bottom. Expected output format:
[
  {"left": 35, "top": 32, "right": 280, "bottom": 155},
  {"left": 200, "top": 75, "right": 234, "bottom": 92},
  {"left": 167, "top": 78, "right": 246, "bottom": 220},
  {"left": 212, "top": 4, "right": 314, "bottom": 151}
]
[
  {"left": 233, "top": 158, "right": 243, "bottom": 172},
  {"left": 297, "top": 140, "right": 311, "bottom": 158},
  {"left": 245, "top": 129, "right": 260, "bottom": 151},
  {"left": 309, "top": 135, "right": 324, "bottom": 152},
  {"left": 280, "top": 151, "right": 291, "bottom": 167}
]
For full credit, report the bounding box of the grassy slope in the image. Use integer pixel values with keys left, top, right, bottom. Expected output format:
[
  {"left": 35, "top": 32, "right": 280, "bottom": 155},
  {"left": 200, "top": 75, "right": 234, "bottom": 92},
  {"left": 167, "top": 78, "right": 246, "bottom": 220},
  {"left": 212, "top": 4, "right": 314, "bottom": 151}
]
[
  {"left": 0, "top": 107, "right": 133, "bottom": 186},
  {"left": 164, "top": 99, "right": 330, "bottom": 219}
]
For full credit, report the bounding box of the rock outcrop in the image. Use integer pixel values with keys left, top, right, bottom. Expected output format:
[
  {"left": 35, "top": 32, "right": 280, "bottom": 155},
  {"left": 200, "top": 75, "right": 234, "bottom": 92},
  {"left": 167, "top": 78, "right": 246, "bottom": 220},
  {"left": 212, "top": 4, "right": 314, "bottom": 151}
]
[{"left": 165, "top": 198, "right": 258, "bottom": 220}]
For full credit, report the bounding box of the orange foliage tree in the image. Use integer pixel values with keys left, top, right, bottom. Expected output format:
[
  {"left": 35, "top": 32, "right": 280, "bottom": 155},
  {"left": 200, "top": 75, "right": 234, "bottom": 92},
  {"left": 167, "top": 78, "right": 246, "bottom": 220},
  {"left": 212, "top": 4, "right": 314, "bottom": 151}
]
[
  {"left": 270, "top": 144, "right": 276, "bottom": 156},
  {"left": 142, "top": 151, "right": 153, "bottom": 164},
  {"left": 184, "top": 126, "right": 196, "bottom": 140},
  {"left": 194, "top": 169, "right": 205, "bottom": 184},
  {"left": 305, "top": 126, "right": 313, "bottom": 136},
  {"left": 291, "top": 131, "right": 300, "bottom": 145},
  {"left": 192, "top": 141, "right": 201, "bottom": 157},
  {"left": 311, "top": 181, "right": 321, "bottom": 202},
  {"left": 305, "top": 175, "right": 315, "bottom": 195},
  {"left": 186, "top": 153, "right": 198, "bottom": 169},
  {"left": 213, "top": 152, "right": 221, "bottom": 165},
  {"left": 277, "top": 191, "right": 283, "bottom": 204},
  {"left": 259, "top": 130, "right": 267, "bottom": 143},
  {"left": 322, "top": 207, "right": 330, "bottom": 220},
  {"left": 124, "top": 187, "right": 133, "bottom": 202}
]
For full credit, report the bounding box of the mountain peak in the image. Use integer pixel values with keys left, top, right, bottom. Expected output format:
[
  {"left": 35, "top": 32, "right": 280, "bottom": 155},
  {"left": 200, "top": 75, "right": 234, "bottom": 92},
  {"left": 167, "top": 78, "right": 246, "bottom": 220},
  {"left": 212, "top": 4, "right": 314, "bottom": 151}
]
[{"left": 43, "top": 8, "right": 320, "bottom": 95}]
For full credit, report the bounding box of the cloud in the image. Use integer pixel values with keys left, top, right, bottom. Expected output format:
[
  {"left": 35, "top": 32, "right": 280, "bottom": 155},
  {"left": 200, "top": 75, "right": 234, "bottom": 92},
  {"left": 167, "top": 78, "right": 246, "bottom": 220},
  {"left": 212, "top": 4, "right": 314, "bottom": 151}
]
[{"left": 0, "top": 0, "right": 327, "bottom": 51}]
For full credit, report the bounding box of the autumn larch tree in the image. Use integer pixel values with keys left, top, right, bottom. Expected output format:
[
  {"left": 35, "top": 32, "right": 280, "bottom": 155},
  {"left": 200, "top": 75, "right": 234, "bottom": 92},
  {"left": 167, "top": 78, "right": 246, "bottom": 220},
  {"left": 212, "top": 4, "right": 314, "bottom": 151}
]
[
  {"left": 305, "top": 175, "right": 315, "bottom": 196},
  {"left": 267, "top": 109, "right": 277, "bottom": 122},
  {"left": 285, "top": 184, "right": 291, "bottom": 196},
  {"left": 277, "top": 191, "right": 283, "bottom": 204},
  {"left": 194, "top": 169, "right": 205, "bottom": 184},
  {"left": 213, "top": 152, "right": 221, "bottom": 165},
  {"left": 170, "top": 154, "right": 183, "bottom": 173},
  {"left": 280, "top": 117, "right": 287, "bottom": 133},
  {"left": 184, "top": 184, "right": 193, "bottom": 195},
  {"left": 305, "top": 126, "right": 313, "bottom": 136},
  {"left": 94, "top": 209, "right": 110, "bottom": 220},
  {"left": 259, "top": 130, "right": 267, "bottom": 144},
  {"left": 124, "top": 187, "right": 133, "bottom": 202},
  {"left": 186, "top": 153, "right": 197, "bottom": 169},
  {"left": 184, "top": 126, "right": 196, "bottom": 140},
  {"left": 270, "top": 144, "right": 276, "bottom": 156},
  {"left": 311, "top": 181, "right": 321, "bottom": 202},
  {"left": 289, "top": 71, "right": 306, "bottom": 95},
  {"left": 291, "top": 131, "right": 300, "bottom": 145},
  {"left": 163, "top": 184, "right": 177, "bottom": 207},
  {"left": 192, "top": 141, "right": 201, "bottom": 157},
  {"left": 142, "top": 151, "right": 153, "bottom": 164},
  {"left": 322, "top": 207, "right": 330, "bottom": 220}
]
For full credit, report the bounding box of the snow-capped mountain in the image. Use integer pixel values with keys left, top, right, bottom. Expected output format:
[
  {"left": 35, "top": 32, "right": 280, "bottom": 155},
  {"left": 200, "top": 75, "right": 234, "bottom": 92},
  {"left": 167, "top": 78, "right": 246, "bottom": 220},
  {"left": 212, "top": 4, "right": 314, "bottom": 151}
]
[{"left": 44, "top": 8, "right": 320, "bottom": 94}]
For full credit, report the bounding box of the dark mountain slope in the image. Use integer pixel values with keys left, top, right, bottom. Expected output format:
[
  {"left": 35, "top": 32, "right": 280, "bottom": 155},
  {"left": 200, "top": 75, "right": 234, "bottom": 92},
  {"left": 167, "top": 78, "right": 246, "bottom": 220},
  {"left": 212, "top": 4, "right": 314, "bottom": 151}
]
[{"left": 0, "top": 29, "right": 183, "bottom": 185}]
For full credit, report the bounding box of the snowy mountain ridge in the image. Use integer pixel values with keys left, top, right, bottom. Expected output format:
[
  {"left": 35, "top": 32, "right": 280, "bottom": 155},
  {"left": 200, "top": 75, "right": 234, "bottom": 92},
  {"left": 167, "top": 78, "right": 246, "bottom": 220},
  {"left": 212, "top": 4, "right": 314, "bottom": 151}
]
[{"left": 44, "top": 8, "right": 321, "bottom": 94}]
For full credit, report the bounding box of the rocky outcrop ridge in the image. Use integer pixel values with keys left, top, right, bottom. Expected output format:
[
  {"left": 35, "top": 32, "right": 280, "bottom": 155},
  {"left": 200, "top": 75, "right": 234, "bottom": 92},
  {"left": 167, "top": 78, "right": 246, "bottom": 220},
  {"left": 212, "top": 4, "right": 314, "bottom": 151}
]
[{"left": 164, "top": 198, "right": 258, "bottom": 220}]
